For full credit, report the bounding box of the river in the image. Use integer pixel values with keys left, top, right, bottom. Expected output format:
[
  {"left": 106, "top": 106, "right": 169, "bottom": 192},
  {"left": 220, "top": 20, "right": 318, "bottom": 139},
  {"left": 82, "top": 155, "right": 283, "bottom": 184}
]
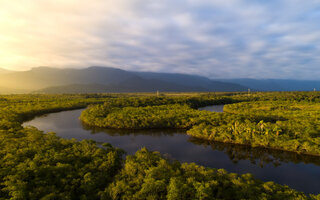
[{"left": 23, "top": 105, "right": 320, "bottom": 194}]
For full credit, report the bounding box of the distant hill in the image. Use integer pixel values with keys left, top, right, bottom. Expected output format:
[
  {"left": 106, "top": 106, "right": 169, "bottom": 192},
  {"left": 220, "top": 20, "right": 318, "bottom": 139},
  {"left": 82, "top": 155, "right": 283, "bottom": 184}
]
[
  {"left": 134, "top": 72, "right": 245, "bottom": 91},
  {"left": 0, "top": 68, "right": 13, "bottom": 74},
  {"left": 0, "top": 86, "right": 28, "bottom": 94},
  {"left": 3, "top": 66, "right": 320, "bottom": 93},
  {"left": 218, "top": 79, "right": 320, "bottom": 91},
  {"left": 33, "top": 76, "right": 244, "bottom": 94},
  {"left": 33, "top": 84, "right": 120, "bottom": 94},
  {"left": 0, "top": 67, "right": 26, "bottom": 93},
  {"left": 0, "top": 66, "right": 136, "bottom": 90},
  {"left": 33, "top": 81, "right": 202, "bottom": 94},
  {"left": 0, "top": 66, "right": 247, "bottom": 94}
]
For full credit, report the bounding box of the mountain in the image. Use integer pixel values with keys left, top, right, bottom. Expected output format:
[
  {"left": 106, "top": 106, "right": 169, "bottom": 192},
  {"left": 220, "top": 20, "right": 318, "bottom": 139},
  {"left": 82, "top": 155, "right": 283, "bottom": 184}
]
[
  {"left": 33, "top": 74, "right": 245, "bottom": 94},
  {"left": 0, "top": 86, "right": 28, "bottom": 94},
  {"left": 218, "top": 79, "right": 320, "bottom": 91},
  {"left": 117, "top": 76, "right": 204, "bottom": 92},
  {"left": 0, "top": 68, "right": 13, "bottom": 74},
  {"left": 0, "top": 66, "right": 247, "bottom": 93},
  {"left": 0, "top": 66, "right": 136, "bottom": 90},
  {"left": 134, "top": 72, "right": 246, "bottom": 91},
  {"left": 34, "top": 84, "right": 120, "bottom": 94},
  {"left": 33, "top": 81, "right": 201, "bottom": 94},
  {"left": 2, "top": 66, "right": 320, "bottom": 93}
]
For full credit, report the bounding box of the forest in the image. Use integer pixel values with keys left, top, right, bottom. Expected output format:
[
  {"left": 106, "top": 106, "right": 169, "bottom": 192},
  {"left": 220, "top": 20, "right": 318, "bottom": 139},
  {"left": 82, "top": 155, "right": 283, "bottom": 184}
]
[
  {"left": 0, "top": 93, "right": 320, "bottom": 199},
  {"left": 81, "top": 92, "right": 320, "bottom": 156}
]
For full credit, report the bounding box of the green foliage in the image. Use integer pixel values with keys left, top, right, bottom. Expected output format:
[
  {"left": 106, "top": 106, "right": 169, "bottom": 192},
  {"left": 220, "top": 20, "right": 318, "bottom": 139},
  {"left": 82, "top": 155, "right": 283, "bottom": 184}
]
[
  {"left": 81, "top": 92, "right": 320, "bottom": 156},
  {"left": 0, "top": 93, "right": 319, "bottom": 199},
  {"left": 0, "top": 94, "right": 120, "bottom": 199},
  {"left": 81, "top": 104, "right": 209, "bottom": 129},
  {"left": 108, "top": 148, "right": 308, "bottom": 200},
  {"left": 0, "top": 128, "right": 124, "bottom": 199},
  {"left": 188, "top": 100, "right": 320, "bottom": 155}
]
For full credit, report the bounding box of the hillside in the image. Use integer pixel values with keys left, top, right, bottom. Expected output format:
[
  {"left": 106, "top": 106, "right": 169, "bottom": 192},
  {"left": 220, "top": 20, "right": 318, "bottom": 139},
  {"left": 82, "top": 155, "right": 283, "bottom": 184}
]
[
  {"left": 0, "top": 68, "right": 13, "bottom": 74},
  {"left": 0, "top": 66, "right": 136, "bottom": 90},
  {"left": 3, "top": 66, "right": 320, "bottom": 93},
  {"left": 134, "top": 72, "right": 246, "bottom": 91},
  {"left": 0, "top": 66, "right": 247, "bottom": 93},
  {"left": 33, "top": 81, "right": 200, "bottom": 94},
  {"left": 0, "top": 86, "right": 28, "bottom": 94},
  {"left": 218, "top": 79, "right": 320, "bottom": 91}
]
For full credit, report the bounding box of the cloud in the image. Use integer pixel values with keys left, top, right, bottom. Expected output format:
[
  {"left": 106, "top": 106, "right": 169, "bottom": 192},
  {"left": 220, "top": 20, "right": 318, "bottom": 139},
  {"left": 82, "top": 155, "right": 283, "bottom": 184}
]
[{"left": 0, "top": 0, "right": 320, "bottom": 79}]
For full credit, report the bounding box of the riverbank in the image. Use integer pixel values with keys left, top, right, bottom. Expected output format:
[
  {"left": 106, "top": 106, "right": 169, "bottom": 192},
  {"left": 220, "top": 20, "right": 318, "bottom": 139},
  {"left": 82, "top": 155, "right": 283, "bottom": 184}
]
[
  {"left": 80, "top": 97, "right": 320, "bottom": 156},
  {"left": 25, "top": 108, "right": 320, "bottom": 194},
  {"left": 1, "top": 93, "right": 319, "bottom": 198}
]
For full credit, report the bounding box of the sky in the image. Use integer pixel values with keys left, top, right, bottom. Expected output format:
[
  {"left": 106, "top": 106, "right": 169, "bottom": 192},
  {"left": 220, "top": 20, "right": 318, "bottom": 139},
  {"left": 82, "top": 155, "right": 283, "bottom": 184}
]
[{"left": 1, "top": 0, "right": 320, "bottom": 79}]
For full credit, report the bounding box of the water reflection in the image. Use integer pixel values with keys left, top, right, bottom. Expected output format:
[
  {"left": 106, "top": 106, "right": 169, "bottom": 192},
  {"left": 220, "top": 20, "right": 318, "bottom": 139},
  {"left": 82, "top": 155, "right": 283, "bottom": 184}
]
[
  {"left": 81, "top": 122, "right": 186, "bottom": 136},
  {"left": 23, "top": 108, "right": 320, "bottom": 194},
  {"left": 198, "top": 104, "right": 224, "bottom": 112},
  {"left": 82, "top": 121, "right": 320, "bottom": 168},
  {"left": 189, "top": 137, "right": 320, "bottom": 167}
]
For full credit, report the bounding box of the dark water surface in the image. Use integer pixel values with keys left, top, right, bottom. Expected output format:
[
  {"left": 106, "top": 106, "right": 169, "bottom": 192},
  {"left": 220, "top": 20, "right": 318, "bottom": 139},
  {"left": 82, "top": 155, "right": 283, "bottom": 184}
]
[
  {"left": 198, "top": 104, "right": 224, "bottom": 112},
  {"left": 23, "top": 106, "right": 320, "bottom": 194}
]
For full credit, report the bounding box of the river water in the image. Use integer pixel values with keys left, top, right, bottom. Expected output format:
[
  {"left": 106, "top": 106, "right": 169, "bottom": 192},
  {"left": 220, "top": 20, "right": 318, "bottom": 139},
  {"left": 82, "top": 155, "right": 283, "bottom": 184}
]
[{"left": 23, "top": 106, "right": 320, "bottom": 194}]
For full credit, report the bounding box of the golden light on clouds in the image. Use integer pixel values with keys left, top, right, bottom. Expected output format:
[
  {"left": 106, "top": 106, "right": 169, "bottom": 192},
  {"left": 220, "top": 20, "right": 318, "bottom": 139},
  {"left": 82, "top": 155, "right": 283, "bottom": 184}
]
[
  {"left": 1, "top": 0, "right": 320, "bottom": 79},
  {"left": 0, "top": 0, "right": 131, "bottom": 70}
]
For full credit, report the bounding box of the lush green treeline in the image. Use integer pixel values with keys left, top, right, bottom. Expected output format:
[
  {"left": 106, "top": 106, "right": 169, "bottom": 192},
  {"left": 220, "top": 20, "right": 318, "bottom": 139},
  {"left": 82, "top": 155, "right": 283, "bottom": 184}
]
[
  {"left": 1, "top": 127, "right": 314, "bottom": 199},
  {"left": 81, "top": 92, "right": 320, "bottom": 156},
  {"left": 79, "top": 93, "right": 244, "bottom": 129},
  {"left": 108, "top": 148, "right": 310, "bottom": 200},
  {"left": 1, "top": 93, "right": 320, "bottom": 199},
  {"left": 244, "top": 91, "right": 320, "bottom": 102},
  {"left": 84, "top": 95, "right": 239, "bottom": 109},
  {"left": 0, "top": 128, "right": 124, "bottom": 199},
  {"left": 188, "top": 100, "right": 320, "bottom": 155},
  {"left": 0, "top": 94, "right": 113, "bottom": 131},
  {"left": 0, "top": 93, "right": 236, "bottom": 131},
  {"left": 79, "top": 95, "right": 241, "bottom": 129},
  {"left": 189, "top": 138, "right": 320, "bottom": 167},
  {"left": 81, "top": 104, "right": 213, "bottom": 129}
]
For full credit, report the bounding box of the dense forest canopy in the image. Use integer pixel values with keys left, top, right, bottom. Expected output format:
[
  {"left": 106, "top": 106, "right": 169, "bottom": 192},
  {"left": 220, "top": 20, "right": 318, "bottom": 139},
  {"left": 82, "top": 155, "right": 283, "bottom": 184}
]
[
  {"left": 81, "top": 92, "right": 320, "bottom": 156},
  {"left": 0, "top": 92, "right": 319, "bottom": 199}
]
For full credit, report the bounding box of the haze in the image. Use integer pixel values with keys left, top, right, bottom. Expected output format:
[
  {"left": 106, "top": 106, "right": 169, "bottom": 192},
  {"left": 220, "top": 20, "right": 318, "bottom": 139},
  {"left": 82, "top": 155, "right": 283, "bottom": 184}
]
[{"left": 1, "top": 0, "right": 320, "bottom": 79}]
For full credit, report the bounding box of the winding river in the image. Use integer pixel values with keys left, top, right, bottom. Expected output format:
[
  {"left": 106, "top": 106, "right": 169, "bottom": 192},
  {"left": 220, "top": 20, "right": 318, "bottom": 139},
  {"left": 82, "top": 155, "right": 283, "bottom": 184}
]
[{"left": 23, "top": 105, "right": 320, "bottom": 194}]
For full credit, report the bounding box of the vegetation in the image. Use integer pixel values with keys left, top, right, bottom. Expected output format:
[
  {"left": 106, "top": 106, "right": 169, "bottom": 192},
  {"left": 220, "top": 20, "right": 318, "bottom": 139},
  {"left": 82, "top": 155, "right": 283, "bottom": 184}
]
[
  {"left": 0, "top": 93, "right": 320, "bottom": 199},
  {"left": 188, "top": 98, "right": 320, "bottom": 156},
  {"left": 81, "top": 92, "right": 320, "bottom": 156},
  {"left": 189, "top": 138, "right": 320, "bottom": 167},
  {"left": 0, "top": 128, "right": 124, "bottom": 199},
  {"left": 81, "top": 104, "right": 203, "bottom": 129},
  {"left": 108, "top": 148, "right": 309, "bottom": 200}
]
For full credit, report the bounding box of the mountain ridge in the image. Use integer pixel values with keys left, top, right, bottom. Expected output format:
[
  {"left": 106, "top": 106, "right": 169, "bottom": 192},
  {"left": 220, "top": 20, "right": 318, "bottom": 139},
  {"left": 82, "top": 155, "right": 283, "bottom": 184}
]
[
  {"left": 0, "top": 66, "right": 247, "bottom": 93},
  {"left": 218, "top": 78, "right": 320, "bottom": 91},
  {"left": 0, "top": 68, "right": 14, "bottom": 74},
  {"left": 1, "top": 66, "right": 319, "bottom": 93}
]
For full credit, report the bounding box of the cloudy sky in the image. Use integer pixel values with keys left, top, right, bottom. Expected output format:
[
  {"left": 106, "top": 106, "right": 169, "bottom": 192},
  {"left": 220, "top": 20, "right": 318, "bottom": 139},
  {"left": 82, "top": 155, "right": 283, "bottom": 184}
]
[{"left": 1, "top": 0, "right": 320, "bottom": 79}]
